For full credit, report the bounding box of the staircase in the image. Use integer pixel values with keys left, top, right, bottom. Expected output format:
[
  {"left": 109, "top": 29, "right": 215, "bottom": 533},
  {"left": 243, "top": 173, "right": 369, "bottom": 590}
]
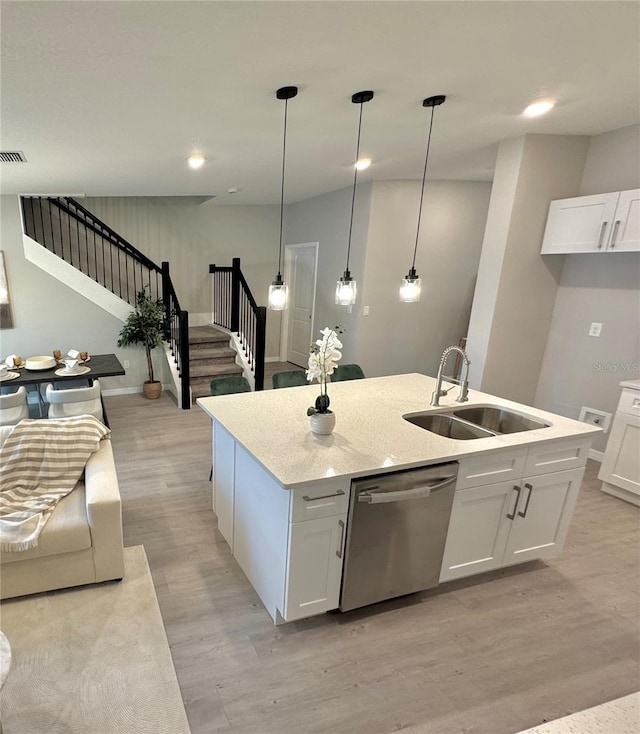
[{"left": 188, "top": 326, "right": 242, "bottom": 400}]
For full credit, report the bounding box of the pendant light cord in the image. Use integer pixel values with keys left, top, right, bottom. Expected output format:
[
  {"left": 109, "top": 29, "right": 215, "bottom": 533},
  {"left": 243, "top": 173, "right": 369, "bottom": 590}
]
[
  {"left": 346, "top": 101, "right": 365, "bottom": 273},
  {"left": 411, "top": 103, "right": 436, "bottom": 271},
  {"left": 277, "top": 97, "right": 289, "bottom": 278}
]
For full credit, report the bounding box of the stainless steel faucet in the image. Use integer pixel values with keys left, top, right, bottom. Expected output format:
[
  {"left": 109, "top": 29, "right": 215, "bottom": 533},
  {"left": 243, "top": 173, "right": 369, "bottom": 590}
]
[{"left": 431, "top": 345, "right": 471, "bottom": 407}]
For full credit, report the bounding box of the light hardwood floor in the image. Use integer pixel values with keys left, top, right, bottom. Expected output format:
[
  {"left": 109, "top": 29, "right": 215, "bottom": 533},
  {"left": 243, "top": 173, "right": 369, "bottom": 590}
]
[{"left": 105, "top": 392, "right": 639, "bottom": 734}]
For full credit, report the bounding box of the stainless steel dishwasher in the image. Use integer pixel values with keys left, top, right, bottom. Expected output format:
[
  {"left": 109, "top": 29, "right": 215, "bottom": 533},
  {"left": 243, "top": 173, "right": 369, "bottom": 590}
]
[{"left": 340, "top": 462, "right": 458, "bottom": 612}]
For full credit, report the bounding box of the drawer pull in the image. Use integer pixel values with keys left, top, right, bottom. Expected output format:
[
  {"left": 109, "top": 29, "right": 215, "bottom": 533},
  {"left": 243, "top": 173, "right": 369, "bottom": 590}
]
[
  {"left": 303, "top": 490, "right": 345, "bottom": 502},
  {"left": 336, "top": 520, "right": 345, "bottom": 558},
  {"left": 518, "top": 483, "right": 533, "bottom": 518},
  {"left": 507, "top": 485, "right": 521, "bottom": 520}
]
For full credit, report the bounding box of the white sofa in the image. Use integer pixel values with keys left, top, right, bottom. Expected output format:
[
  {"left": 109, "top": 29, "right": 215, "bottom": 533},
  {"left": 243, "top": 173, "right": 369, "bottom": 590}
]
[{"left": 0, "top": 423, "right": 125, "bottom": 599}]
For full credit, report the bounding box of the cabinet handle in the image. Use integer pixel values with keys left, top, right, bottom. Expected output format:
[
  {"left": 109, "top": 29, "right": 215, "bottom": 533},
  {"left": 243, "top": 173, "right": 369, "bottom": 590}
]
[
  {"left": 336, "top": 520, "right": 345, "bottom": 558},
  {"left": 303, "top": 490, "right": 345, "bottom": 502},
  {"left": 518, "top": 483, "right": 533, "bottom": 518},
  {"left": 610, "top": 219, "right": 621, "bottom": 249},
  {"left": 507, "top": 485, "right": 521, "bottom": 520},
  {"left": 597, "top": 221, "right": 608, "bottom": 249}
]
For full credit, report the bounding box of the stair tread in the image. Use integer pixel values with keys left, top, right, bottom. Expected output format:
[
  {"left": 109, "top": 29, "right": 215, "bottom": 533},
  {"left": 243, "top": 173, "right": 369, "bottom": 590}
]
[
  {"left": 190, "top": 347, "right": 236, "bottom": 361},
  {"left": 189, "top": 326, "right": 229, "bottom": 345},
  {"left": 190, "top": 362, "right": 240, "bottom": 378}
]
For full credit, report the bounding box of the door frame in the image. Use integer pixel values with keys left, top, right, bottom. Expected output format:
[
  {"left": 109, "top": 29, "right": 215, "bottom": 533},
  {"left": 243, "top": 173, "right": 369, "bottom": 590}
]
[{"left": 280, "top": 242, "right": 319, "bottom": 363}]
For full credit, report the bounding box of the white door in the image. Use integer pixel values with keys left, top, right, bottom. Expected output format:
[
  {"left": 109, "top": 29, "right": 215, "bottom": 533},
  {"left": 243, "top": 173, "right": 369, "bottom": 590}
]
[
  {"left": 540, "top": 192, "right": 619, "bottom": 254},
  {"left": 283, "top": 515, "right": 345, "bottom": 621},
  {"left": 502, "top": 468, "right": 583, "bottom": 565},
  {"left": 608, "top": 188, "right": 640, "bottom": 252},
  {"left": 284, "top": 243, "right": 317, "bottom": 367},
  {"left": 439, "top": 480, "right": 516, "bottom": 583}
]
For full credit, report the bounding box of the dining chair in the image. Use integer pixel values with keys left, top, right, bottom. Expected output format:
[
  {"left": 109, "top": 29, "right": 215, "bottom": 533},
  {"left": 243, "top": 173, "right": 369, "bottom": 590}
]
[
  {"left": 210, "top": 375, "right": 251, "bottom": 396},
  {"left": 331, "top": 364, "right": 366, "bottom": 382},
  {"left": 272, "top": 370, "right": 308, "bottom": 389},
  {"left": 46, "top": 380, "right": 105, "bottom": 424},
  {"left": 0, "top": 386, "right": 29, "bottom": 426}
]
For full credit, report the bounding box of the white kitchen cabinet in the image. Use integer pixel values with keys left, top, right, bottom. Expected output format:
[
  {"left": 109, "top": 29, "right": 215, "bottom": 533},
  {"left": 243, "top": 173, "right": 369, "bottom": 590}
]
[
  {"left": 283, "top": 515, "right": 346, "bottom": 621},
  {"left": 599, "top": 382, "right": 640, "bottom": 506},
  {"left": 540, "top": 188, "right": 640, "bottom": 254},
  {"left": 441, "top": 442, "right": 587, "bottom": 583},
  {"left": 213, "top": 422, "right": 236, "bottom": 548},
  {"left": 502, "top": 469, "right": 583, "bottom": 565}
]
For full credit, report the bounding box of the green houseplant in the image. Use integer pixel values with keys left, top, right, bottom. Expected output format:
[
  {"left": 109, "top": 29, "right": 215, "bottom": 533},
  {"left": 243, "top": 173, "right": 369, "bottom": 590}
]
[{"left": 117, "top": 289, "right": 167, "bottom": 399}]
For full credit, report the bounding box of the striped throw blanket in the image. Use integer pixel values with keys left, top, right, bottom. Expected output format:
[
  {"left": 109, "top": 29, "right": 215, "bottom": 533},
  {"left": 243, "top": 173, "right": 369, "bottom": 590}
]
[{"left": 0, "top": 415, "right": 110, "bottom": 552}]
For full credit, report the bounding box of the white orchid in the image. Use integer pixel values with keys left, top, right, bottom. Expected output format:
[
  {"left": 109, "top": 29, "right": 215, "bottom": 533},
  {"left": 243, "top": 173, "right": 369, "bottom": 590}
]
[{"left": 306, "top": 326, "right": 344, "bottom": 415}]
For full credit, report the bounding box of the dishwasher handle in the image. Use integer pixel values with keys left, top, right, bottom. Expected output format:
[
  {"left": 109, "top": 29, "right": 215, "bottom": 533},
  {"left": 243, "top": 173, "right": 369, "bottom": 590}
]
[{"left": 358, "top": 475, "right": 456, "bottom": 504}]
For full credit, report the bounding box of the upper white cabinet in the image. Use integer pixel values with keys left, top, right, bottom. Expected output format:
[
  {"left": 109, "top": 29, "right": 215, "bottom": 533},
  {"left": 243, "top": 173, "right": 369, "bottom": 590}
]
[{"left": 541, "top": 188, "right": 640, "bottom": 254}]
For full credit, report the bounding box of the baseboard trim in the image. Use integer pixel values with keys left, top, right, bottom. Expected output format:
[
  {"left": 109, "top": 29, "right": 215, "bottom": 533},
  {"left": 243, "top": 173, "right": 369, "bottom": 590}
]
[
  {"left": 588, "top": 449, "right": 604, "bottom": 463},
  {"left": 102, "top": 384, "right": 173, "bottom": 397},
  {"left": 265, "top": 357, "right": 280, "bottom": 363}
]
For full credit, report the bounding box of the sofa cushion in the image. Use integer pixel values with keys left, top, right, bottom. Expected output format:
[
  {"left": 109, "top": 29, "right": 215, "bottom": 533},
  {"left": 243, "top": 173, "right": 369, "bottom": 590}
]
[{"left": 1, "top": 481, "right": 91, "bottom": 564}]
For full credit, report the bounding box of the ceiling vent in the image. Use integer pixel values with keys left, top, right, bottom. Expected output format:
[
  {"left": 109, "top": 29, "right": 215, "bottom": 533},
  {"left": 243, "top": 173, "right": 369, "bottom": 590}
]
[{"left": 0, "top": 151, "right": 27, "bottom": 163}]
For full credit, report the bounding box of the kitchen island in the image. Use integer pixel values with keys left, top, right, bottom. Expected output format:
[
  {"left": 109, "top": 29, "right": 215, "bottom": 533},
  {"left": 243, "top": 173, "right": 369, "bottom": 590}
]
[{"left": 198, "top": 373, "right": 599, "bottom": 623}]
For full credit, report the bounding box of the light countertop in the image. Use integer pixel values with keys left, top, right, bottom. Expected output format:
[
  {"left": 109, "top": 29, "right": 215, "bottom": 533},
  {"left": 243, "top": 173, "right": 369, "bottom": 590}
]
[{"left": 197, "top": 373, "right": 600, "bottom": 489}]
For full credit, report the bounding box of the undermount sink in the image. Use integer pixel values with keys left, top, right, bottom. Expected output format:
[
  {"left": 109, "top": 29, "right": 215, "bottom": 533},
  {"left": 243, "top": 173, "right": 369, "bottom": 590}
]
[
  {"left": 403, "top": 405, "right": 550, "bottom": 440},
  {"left": 452, "top": 406, "right": 550, "bottom": 434},
  {"left": 403, "top": 413, "right": 495, "bottom": 440}
]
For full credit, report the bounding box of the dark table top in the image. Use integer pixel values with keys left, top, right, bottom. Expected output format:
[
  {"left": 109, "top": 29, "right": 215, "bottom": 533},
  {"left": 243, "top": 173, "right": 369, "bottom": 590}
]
[{"left": 2, "top": 353, "right": 125, "bottom": 387}]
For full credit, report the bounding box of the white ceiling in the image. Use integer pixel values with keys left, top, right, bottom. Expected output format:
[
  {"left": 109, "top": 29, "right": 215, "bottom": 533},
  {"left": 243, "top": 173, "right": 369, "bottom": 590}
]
[{"left": 1, "top": 1, "right": 639, "bottom": 205}]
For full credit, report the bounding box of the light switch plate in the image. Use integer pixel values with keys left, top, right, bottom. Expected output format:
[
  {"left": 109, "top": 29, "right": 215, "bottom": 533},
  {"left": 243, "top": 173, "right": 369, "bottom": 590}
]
[
  {"left": 588, "top": 322, "right": 602, "bottom": 337},
  {"left": 363, "top": 306, "right": 370, "bottom": 316}
]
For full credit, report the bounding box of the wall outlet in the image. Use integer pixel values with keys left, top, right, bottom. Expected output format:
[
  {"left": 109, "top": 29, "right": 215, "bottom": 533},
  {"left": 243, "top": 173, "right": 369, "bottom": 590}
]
[
  {"left": 578, "top": 406, "right": 612, "bottom": 433},
  {"left": 123, "top": 360, "right": 130, "bottom": 369},
  {"left": 588, "top": 322, "right": 603, "bottom": 337},
  {"left": 363, "top": 305, "right": 370, "bottom": 316}
]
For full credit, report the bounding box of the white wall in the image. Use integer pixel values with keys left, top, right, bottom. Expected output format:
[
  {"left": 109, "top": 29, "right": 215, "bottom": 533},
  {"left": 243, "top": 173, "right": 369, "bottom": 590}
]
[
  {"left": 82, "top": 197, "right": 282, "bottom": 356},
  {"left": 0, "top": 196, "right": 158, "bottom": 392},
  {"left": 358, "top": 180, "right": 491, "bottom": 377},
  {"left": 535, "top": 125, "right": 640, "bottom": 452}
]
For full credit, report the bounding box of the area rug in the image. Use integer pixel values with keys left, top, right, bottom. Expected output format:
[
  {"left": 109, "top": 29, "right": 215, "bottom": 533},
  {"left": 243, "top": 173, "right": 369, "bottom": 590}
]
[{"left": 0, "top": 545, "right": 191, "bottom": 734}]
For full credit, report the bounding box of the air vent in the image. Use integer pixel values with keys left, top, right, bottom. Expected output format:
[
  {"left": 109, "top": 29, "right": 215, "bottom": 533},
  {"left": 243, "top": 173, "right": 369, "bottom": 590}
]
[{"left": 0, "top": 151, "right": 27, "bottom": 163}]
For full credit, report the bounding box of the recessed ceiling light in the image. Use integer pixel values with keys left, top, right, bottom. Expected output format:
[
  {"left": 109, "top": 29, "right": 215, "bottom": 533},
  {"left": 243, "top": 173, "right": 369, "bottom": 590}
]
[
  {"left": 522, "top": 101, "right": 555, "bottom": 118},
  {"left": 354, "top": 157, "right": 371, "bottom": 171},
  {"left": 187, "top": 154, "right": 206, "bottom": 169}
]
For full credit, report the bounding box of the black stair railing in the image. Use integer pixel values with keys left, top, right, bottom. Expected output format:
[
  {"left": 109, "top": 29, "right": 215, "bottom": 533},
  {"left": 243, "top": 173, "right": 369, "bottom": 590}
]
[
  {"left": 21, "top": 196, "right": 191, "bottom": 409},
  {"left": 209, "top": 258, "right": 266, "bottom": 391}
]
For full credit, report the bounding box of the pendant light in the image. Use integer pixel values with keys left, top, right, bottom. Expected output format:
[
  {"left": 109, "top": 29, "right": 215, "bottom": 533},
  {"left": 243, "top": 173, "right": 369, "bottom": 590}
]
[
  {"left": 268, "top": 86, "right": 298, "bottom": 311},
  {"left": 400, "top": 94, "right": 446, "bottom": 303},
  {"left": 336, "top": 90, "right": 374, "bottom": 306}
]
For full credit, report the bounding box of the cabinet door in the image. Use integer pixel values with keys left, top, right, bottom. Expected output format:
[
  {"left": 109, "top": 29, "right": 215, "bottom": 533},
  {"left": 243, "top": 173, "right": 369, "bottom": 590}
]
[
  {"left": 608, "top": 189, "right": 640, "bottom": 252},
  {"left": 598, "top": 413, "right": 640, "bottom": 495},
  {"left": 283, "top": 515, "right": 346, "bottom": 622},
  {"left": 540, "top": 193, "right": 619, "bottom": 254},
  {"left": 439, "top": 481, "right": 516, "bottom": 582},
  {"left": 503, "top": 468, "right": 583, "bottom": 565}
]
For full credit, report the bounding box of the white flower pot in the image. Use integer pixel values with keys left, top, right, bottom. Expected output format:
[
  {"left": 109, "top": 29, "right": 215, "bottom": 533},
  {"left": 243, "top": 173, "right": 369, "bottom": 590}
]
[{"left": 309, "top": 411, "right": 336, "bottom": 436}]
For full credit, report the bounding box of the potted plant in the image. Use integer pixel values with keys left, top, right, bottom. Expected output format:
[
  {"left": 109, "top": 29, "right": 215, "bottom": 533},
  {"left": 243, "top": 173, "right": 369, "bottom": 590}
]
[
  {"left": 306, "top": 326, "right": 343, "bottom": 435},
  {"left": 117, "top": 289, "right": 166, "bottom": 400}
]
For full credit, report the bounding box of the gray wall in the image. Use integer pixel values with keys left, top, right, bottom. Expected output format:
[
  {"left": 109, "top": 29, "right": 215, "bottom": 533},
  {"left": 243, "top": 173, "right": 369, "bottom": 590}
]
[
  {"left": 82, "top": 197, "right": 282, "bottom": 357},
  {"left": 0, "top": 196, "right": 157, "bottom": 392},
  {"left": 535, "top": 125, "right": 640, "bottom": 452},
  {"left": 285, "top": 180, "right": 491, "bottom": 376},
  {"left": 284, "top": 184, "right": 372, "bottom": 365},
  {"left": 358, "top": 180, "right": 491, "bottom": 377}
]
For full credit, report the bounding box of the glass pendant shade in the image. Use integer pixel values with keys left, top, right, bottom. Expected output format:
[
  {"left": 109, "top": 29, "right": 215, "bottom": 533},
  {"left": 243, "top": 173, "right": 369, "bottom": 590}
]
[
  {"left": 335, "top": 271, "right": 357, "bottom": 305},
  {"left": 268, "top": 279, "right": 289, "bottom": 311},
  {"left": 399, "top": 271, "right": 422, "bottom": 303}
]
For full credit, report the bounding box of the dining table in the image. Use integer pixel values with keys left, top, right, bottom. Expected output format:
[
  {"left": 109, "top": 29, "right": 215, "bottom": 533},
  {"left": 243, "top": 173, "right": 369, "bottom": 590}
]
[{"left": 1, "top": 353, "right": 125, "bottom": 424}]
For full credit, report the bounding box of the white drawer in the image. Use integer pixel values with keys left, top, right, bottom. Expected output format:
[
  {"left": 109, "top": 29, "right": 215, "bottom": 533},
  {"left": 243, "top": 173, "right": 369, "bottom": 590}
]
[
  {"left": 290, "top": 479, "right": 350, "bottom": 522},
  {"left": 523, "top": 438, "right": 591, "bottom": 476},
  {"left": 618, "top": 388, "right": 640, "bottom": 417},
  {"left": 457, "top": 449, "right": 527, "bottom": 489}
]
